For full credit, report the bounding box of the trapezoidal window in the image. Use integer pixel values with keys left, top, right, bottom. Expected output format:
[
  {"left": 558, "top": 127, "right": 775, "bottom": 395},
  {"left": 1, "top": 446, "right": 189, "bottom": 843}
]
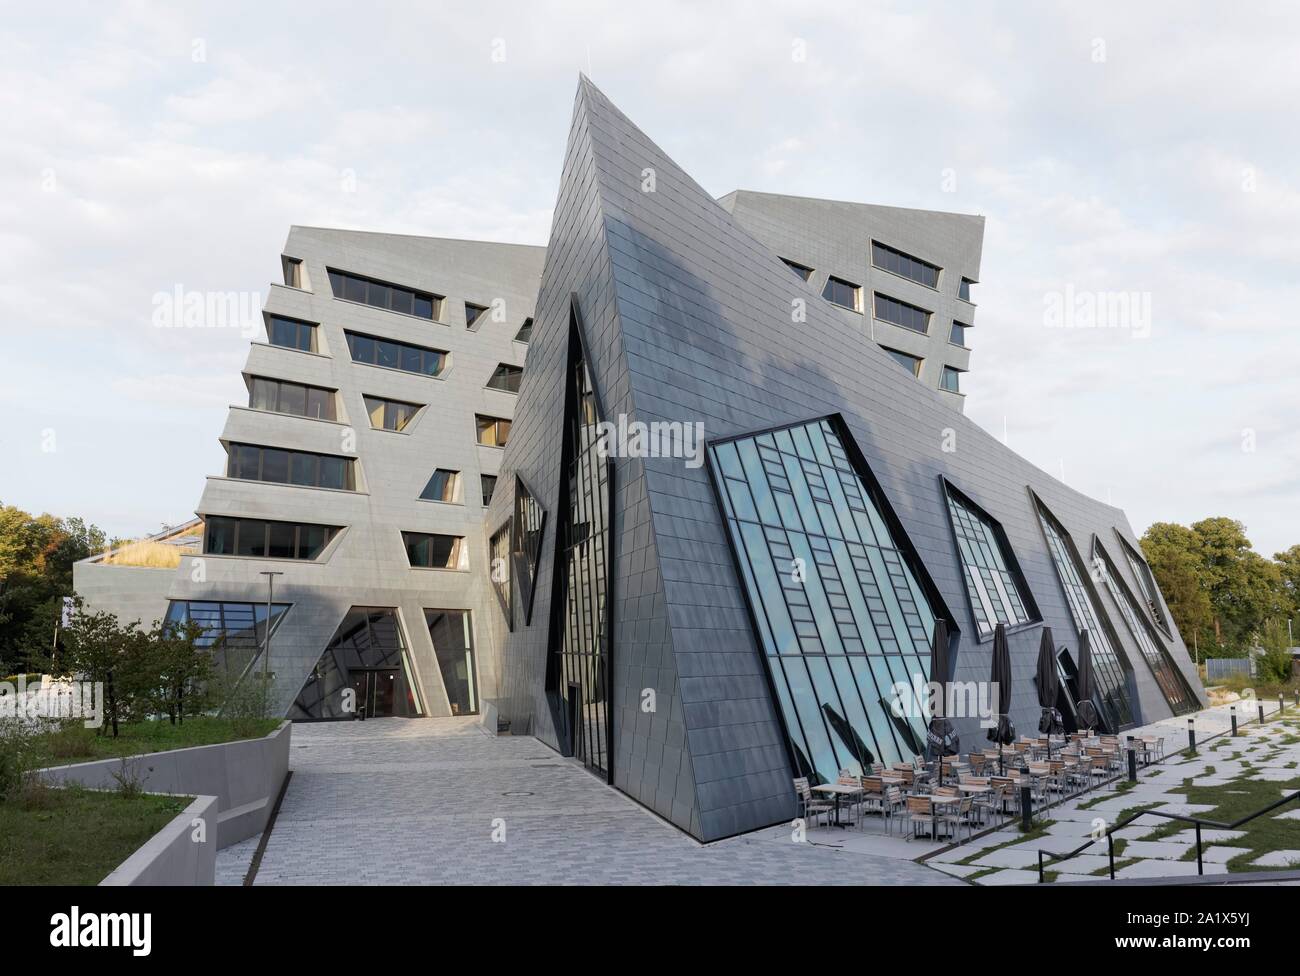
[
  {"left": 289, "top": 608, "right": 423, "bottom": 719},
  {"left": 709, "top": 415, "right": 956, "bottom": 785},
  {"left": 1033, "top": 494, "right": 1134, "bottom": 731},
  {"left": 164, "top": 600, "right": 289, "bottom": 699},
  {"left": 489, "top": 520, "right": 512, "bottom": 630},
  {"left": 511, "top": 475, "right": 546, "bottom": 624},
  {"left": 1092, "top": 538, "right": 1197, "bottom": 716},
  {"left": 548, "top": 306, "right": 613, "bottom": 780},
  {"left": 943, "top": 481, "right": 1040, "bottom": 639},
  {"left": 425, "top": 609, "right": 477, "bottom": 715}
]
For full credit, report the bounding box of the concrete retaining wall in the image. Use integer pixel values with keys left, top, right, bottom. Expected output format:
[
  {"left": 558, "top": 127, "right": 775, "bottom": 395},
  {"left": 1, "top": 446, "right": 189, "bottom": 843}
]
[
  {"left": 39, "top": 721, "right": 290, "bottom": 848},
  {"left": 100, "top": 794, "right": 218, "bottom": 886}
]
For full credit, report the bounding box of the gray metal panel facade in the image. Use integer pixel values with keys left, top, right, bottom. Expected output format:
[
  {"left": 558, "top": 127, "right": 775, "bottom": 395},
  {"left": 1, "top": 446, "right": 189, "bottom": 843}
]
[{"left": 494, "top": 77, "right": 1204, "bottom": 841}]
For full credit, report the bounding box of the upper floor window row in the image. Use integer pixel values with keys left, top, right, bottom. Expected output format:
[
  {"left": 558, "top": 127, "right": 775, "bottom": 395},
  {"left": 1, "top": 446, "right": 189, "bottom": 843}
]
[
  {"left": 345, "top": 331, "right": 447, "bottom": 377},
  {"left": 205, "top": 516, "right": 338, "bottom": 561},
  {"left": 248, "top": 376, "right": 336, "bottom": 421},
  {"left": 327, "top": 268, "right": 442, "bottom": 320},
  {"left": 226, "top": 442, "right": 356, "bottom": 491},
  {"left": 822, "top": 275, "right": 862, "bottom": 312},
  {"left": 871, "top": 241, "right": 940, "bottom": 289},
  {"left": 267, "top": 314, "right": 318, "bottom": 353},
  {"left": 873, "top": 293, "right": 930, "bottom": 334}
]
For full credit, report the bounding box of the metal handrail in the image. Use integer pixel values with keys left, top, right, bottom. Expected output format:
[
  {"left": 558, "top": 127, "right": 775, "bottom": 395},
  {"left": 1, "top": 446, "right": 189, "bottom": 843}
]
[{"left": 1036, "top": 789, "right": 1300, "bottom": 881}]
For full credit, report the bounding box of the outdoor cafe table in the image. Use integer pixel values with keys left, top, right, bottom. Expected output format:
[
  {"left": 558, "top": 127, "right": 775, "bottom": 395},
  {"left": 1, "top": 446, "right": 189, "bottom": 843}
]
[
  {"left": 812, "top": 783, "right": 864, "bottom": 827},
  {"left": 954, "top": 783, "right": 991, "bottom": 794}
]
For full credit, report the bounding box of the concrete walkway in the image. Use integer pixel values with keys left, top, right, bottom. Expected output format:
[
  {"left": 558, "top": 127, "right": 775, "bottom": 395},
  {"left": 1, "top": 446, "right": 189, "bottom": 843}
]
[{"left": 218, "top": 717, "right": 959, "bottom": 886}]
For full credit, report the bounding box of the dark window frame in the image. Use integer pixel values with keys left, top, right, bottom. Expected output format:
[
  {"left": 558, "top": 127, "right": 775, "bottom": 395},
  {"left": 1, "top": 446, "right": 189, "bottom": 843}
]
[
  {"left": 872, "top": 293, "right": 931, "bottom": 334},
  {"left": 870, "top": 241, "right": 941, "bottom": 289},
  {"left": 226, "top": 442, "right": 355, "bottom": 491},
  {"left": 203, "top": 516, "right": 339, "bottom": 561},
  {"left": 326, "top": 267, "right": 442, "bottom": 320},
  {"left": 345, "top": 330, "right": 447, "bottom": 378},
  {"left": 401, "top": 531, "right": 466, "bottom": 570}
]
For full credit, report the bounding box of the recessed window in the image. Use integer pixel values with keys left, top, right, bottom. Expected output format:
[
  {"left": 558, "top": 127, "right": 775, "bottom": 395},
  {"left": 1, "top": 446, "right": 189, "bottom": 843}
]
[
  {"left": 364, "top": 395, "right": 421, "bottom": 433},
  {"left": 873, "top": 293, "right": 930, "bottom": 334},
  {"left": 944, "top": 481, "right": 1039, "bottom": 638},
  {"left": 465, "top": 302, "right": 488, "bottom": 329},
  {"left": 227, "top": 442, "right": 355, "bottom": 491},
  {"left": 512, "top": 476, "right": 547, "bottom": 624},
  {"left": 881, "top": 347, "right": 922, "bottom": 377},
  {"left": 489, "top": 522, "right": 512, "bottom": 627},
  {"left": 204, "top": 516, "right": 338, "bottom": 560},
  {"left": 871, "top": 241, "right": 940, "bottom": 289},
  {"left": 514, "top": 318, "right": 533, "bottom": 343},
  {"left": 486, "top": 363, "right": 523, "bottom": 394},
  {"left": 781, "top": 257, "right": 814, "bottom": 281},
  {"left": 248, "top": 376, "right": 336, "bottom": 421},
  {"left": 939, "top": 366, "right": 963, "bottom": 393},
  {"left": 266, "top": 315, "right": 318, "bottom": 353},
  {"left": 476, "top": 415, "right": 511, "bottom": 447},
  {"left": 402, "top": 531, "right": 466, "bottom": 570},
  {"left": 1116, "top": 533, "right": 1173, "bottom": 637},
  {"left": 949, "top": 321, "right": 969, "bottom": 347},
  {"left": 481, "top": 474, "right": 497, "bottom": 506},
  {"left": 281, "top": 256, "right": 309, "bottom": 290},
  {"left": 420, "top": 469, "right": 461, "bottom": 503},
  {"left": 327, "top": 268, "right": 441, "bottom": 320},
  {"left": 959, "top": 278, "right": 974, "bottom": 302},
  {"left": 822, "top": 275, "right": 862, "bottom": 312},
  {"left": 345, "top": 331, "right": 447, "bottom": 377}
]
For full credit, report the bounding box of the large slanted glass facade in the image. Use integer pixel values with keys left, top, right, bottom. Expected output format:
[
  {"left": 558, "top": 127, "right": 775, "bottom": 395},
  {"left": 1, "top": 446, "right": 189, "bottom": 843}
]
[
  {"left": 943, "top": 481, "right": 1039, "bottom": 638},
  {"left": 1092, "top": 540, "right": 1196, "bottom": 716},
  {"left": 1033, "top": 498, "right": 1134, "bottom": 730},
  {"left": 549, "top": 315, "right": 612, "bottom": 779},
  {"left": 1117, "top": 533, "right": 1173, "bottom": 638},
  {"left": 164, "top": 600, "right": 289, "bottom": 692},
  {"left": 290, "top": 608, "right": 423, "bottom": 719},
  {"left": 709, "top": 416, "right": 950, "bottom": 785}
]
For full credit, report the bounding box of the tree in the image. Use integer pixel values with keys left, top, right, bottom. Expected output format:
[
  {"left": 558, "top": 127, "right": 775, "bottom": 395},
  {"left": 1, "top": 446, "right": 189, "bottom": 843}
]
[
  {"left": 1275, "top": 545, "right": 1300, "bottom": 624},
  {"left": 59, "top": 605, "right": 144, "bottom": 737},
  {"left": 1141, "top": 522, "right": 1214, "bottom": 653},
  {"left": 144, "top": 619, "right": 212, "bottom": 725}
]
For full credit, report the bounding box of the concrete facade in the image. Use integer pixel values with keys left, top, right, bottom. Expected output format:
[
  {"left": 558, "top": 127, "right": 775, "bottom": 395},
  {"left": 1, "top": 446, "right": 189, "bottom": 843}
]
[{"left": 75, "top": 77, "right": 1203, "bottom": 845}]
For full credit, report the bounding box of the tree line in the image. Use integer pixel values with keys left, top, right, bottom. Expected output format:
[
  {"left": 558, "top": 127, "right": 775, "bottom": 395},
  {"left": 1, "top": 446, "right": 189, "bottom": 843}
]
[{"left": 1141, "top": 517, "right": 1299, "bottom": 671}]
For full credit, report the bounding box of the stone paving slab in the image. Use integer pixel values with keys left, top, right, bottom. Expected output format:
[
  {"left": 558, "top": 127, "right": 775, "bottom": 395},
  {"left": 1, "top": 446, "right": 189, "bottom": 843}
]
[
  {"left": 973, "top": 868, "right": 1040, "bottom": 886},
  {"left": 1114, "top": 859, "right": 1202, "bottom": 879},
  {"left": 1119, "top": 840, "right": 1198, "bottom": 859},
  {"left": 1249, "top": 850, "right": 1300, "bottom": 868}
]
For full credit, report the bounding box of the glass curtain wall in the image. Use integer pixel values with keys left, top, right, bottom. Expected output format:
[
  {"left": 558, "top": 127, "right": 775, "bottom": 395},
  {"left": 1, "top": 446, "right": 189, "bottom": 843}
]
[
  {"left": 1092, "top": 540, "right": 1196, "bottom": 715},
  {"left": 550, "top": 321, "right": 612, "bottom": 779},
  {"left": 709, "top": 416, "right": 947, "bottom": 785},
  {"left": 1034, "top": 499, "right": 1134, "bottom": 730}
]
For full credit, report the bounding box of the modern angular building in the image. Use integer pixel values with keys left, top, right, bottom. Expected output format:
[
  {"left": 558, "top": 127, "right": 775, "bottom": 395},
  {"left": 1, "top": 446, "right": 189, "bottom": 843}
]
[{"left": 76, "top": 77, "right": 1204, "bottom": 843}]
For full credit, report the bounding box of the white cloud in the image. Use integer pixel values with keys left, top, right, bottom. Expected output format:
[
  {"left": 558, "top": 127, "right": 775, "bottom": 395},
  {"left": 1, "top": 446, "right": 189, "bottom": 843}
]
[{"left": 0, "top": 0, "right": 1296, "bottom": 556}]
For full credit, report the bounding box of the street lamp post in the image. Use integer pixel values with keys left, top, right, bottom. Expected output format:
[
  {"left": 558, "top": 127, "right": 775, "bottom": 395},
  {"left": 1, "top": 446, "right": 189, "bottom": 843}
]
[{"left": 259, "top": 572, "right": 284, "bottom": 701}]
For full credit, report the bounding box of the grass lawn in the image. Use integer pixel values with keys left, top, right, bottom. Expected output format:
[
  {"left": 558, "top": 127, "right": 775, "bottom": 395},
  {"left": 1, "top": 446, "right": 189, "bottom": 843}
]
[
  {"left": 0, "top": 785, "right": 192, "bottom": 885},
  {"left": 29, "top": 716, "right": 282, "bottom": 768}
]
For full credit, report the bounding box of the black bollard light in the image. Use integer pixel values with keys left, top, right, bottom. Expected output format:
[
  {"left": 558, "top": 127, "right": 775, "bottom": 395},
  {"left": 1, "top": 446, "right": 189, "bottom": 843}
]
[
  {"left": 1259, "top": 702, "right": 1265, "bottom": 724},
  {"left": 1187, "top": 717, "right": 1196, "bottom": 753},
  {"left": 1126, "top": 735, "right": 1137, "bottom": 782},
  {"left": 1020, "top": 784, "right": 1033, "bottom": 832},
  {"left": 1230, "top": 705, "right": 1238, "bottom": 737}
]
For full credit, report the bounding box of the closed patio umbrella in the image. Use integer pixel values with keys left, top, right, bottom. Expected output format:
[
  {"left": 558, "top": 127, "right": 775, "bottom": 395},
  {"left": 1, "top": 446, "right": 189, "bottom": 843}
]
[
  {"left": 986, "top": 622, "right": 1015, "bottom": 773},
  {"left": 1035, "top": 627, "right": 1060, "bottom": 760},
  {"left": 1075, "top": 630, "right": 1100, "bottom": 732},
  {"left": 925, "top": 619, "right": 956, "bottom": 785}
]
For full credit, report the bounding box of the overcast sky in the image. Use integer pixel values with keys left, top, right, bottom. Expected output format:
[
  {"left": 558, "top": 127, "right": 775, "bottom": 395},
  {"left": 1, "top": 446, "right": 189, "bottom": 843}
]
[{"left": 2, "top": 1, "right": 1297, "bottom": 556}]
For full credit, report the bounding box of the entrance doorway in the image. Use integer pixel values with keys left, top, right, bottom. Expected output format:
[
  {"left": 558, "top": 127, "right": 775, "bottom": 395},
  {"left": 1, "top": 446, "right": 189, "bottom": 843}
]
[{"left": 351, "top": 669, "right": 400, "bottom": 718}]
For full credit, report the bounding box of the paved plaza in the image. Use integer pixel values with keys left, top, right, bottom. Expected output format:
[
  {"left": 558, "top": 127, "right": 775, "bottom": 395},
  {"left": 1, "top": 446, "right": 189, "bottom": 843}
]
[
  {"left": 218, "top": 717, "right": 959, "bottom": 886},
  {"left": 927, "top": 699, "right": 1300, "bottom": 884}
]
